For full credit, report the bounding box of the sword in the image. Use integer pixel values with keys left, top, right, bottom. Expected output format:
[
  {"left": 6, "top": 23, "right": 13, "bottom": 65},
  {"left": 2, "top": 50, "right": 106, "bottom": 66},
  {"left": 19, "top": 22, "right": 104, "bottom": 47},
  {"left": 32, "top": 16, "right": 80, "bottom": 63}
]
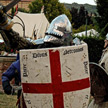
[{"left": 3, "top": 0, "right": 21, "bottom": 13}]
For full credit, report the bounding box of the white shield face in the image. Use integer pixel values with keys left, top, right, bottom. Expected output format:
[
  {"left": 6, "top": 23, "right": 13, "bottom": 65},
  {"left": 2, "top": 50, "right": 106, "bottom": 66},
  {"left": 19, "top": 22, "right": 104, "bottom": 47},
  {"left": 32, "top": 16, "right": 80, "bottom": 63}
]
[{"left": 20, "top": 43, "right": 90, "bottom": 108}]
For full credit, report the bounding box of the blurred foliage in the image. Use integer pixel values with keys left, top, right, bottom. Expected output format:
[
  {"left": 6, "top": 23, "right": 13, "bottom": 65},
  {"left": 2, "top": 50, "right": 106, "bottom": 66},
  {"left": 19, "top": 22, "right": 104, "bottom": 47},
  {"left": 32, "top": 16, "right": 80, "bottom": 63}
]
[
  {"left": 28, "top": 0, "right": 72, "bottom": 22},
  {"left": 95, "top": 0, "right": 108, "bottom": 37},
  {"left": 73, "top": 24, "right": 96, "bottom": 34},
  {"left": 18, "top": 8, "right": 28, "bottom": 13},
  {"left": 70, "top": 6, "right": 94, "bottom": 29}
]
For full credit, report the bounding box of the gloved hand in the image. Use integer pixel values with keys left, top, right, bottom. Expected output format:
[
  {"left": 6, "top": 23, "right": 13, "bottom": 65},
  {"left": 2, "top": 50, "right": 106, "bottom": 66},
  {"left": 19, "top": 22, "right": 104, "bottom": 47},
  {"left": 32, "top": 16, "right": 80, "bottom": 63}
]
[
  {"left": 0, "top": 4, "right": 13, "bottom": 30},
  {"left": 2, "top": 81, "right": 15, "bottom": 95}
]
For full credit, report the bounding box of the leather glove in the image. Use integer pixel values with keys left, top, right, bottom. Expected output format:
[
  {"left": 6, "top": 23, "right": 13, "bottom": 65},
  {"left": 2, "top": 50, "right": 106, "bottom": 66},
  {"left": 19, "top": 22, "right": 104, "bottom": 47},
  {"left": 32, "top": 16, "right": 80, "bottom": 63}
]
[
  {"left": 0, "top": 4, "right": 13, "bottom": 30},
  {"left": 2, "top": 81, "right": 15, "bottom": 95}
]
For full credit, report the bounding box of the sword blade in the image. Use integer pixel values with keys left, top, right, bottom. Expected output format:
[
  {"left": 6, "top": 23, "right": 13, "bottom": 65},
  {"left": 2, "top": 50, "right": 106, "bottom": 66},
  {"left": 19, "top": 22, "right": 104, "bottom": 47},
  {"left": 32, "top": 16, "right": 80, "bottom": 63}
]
[{"left": 4, "top": 0, "right": 21, "bottom": 12}]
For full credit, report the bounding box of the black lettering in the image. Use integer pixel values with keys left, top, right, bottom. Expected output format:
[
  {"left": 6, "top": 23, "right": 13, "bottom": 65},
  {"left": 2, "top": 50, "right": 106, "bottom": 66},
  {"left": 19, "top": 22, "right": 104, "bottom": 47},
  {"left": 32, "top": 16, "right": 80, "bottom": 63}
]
[
  {"left": 23, "top": 64, "right": 28, "bottom": 77},
  {"left": 83, "top": 61, "right": 88, "bottom": 74},
  {"left": 33, "top": 52, "right": 47, "bottom": 58},
  {"left": 63, "top": 47, "right": 83, "bottom": 55}
]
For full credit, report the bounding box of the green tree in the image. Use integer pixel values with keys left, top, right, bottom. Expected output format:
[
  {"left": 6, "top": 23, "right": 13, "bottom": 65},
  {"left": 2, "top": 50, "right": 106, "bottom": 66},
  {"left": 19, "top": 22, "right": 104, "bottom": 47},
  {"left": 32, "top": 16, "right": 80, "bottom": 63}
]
[
  {"left": 28, "top": 0, "right": 72, "bottom": 22},
  {"left": 78, "top": 6, "right": 86, "bottom": 27},
  {"left": 70, "top": 7, "right": 78, "bottom": 28},
  {"left": 96, "top": 0, "right": 108, "bottom": 37},
  {"left": 70, "top": 6, "right": 93, "bottom": 29},
  {"left": 18, "top": 8, "right": 28, "bottom": 13}
]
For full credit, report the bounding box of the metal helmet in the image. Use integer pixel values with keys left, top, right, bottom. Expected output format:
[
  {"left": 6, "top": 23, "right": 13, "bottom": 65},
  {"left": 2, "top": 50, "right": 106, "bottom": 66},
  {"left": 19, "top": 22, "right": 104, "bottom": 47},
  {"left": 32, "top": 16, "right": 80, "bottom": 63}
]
[{"left": 44, "top": 14, "right": 72, "bottom": 46}]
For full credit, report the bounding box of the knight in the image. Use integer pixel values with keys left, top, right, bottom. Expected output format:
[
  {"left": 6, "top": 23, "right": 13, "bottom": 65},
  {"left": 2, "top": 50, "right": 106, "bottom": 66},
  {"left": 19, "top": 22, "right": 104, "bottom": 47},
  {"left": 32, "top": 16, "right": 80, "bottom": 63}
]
[{"left": 0, "top": 3, "right": 75, "bottom": 107}]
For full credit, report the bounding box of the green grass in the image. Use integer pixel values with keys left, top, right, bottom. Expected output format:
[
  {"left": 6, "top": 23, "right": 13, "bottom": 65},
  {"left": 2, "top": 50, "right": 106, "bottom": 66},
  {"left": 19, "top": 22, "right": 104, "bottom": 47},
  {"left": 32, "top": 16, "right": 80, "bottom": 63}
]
[{"left": 0, "top": 93, "right": 17, "bottom": 108}]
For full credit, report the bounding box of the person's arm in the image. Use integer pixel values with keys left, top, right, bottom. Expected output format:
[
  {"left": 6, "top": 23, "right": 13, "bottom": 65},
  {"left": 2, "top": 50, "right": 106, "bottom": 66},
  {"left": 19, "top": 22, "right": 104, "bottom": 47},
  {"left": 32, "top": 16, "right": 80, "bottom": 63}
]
[
  {"left": 2, "top": 60, "right": 20, "bottom": 95},
  {"left": 0, "top": 29, "right": 36, "bottom": 50}
]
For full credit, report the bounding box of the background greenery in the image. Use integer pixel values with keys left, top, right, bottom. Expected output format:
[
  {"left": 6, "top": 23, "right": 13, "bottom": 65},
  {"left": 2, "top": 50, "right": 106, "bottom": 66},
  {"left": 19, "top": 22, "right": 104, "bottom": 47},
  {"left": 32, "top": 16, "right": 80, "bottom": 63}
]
[{"left": 28, "top": 0, "right": 72, "bottom": 22}]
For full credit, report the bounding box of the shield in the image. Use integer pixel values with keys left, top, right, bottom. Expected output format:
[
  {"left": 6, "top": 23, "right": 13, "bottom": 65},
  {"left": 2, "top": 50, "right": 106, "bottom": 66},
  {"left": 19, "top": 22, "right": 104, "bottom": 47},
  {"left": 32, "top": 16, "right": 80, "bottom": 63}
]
[
  {"left": 89, "top": 62, "right": 108, "bottom": 104},
  {"left": 20, "top": 43, "right": 90, "bottom": 108}
]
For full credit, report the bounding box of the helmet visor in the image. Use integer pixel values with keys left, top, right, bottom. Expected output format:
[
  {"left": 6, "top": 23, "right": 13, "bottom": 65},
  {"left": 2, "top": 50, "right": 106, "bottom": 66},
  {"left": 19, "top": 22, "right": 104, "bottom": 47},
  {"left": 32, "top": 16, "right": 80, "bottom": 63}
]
[
  {"left": 44, "top": 35, "right": 63, "bottom": 45},
  {"left": 46, "top": 14, "right": 72, "bottom": 37}
]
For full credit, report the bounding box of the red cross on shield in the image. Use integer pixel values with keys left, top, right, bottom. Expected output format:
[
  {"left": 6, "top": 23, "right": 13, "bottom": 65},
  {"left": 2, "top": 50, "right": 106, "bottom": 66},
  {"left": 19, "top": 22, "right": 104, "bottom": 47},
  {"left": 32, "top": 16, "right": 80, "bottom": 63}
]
[{"left": 21, "top": 43, "right": 90, "bottom": 108}]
